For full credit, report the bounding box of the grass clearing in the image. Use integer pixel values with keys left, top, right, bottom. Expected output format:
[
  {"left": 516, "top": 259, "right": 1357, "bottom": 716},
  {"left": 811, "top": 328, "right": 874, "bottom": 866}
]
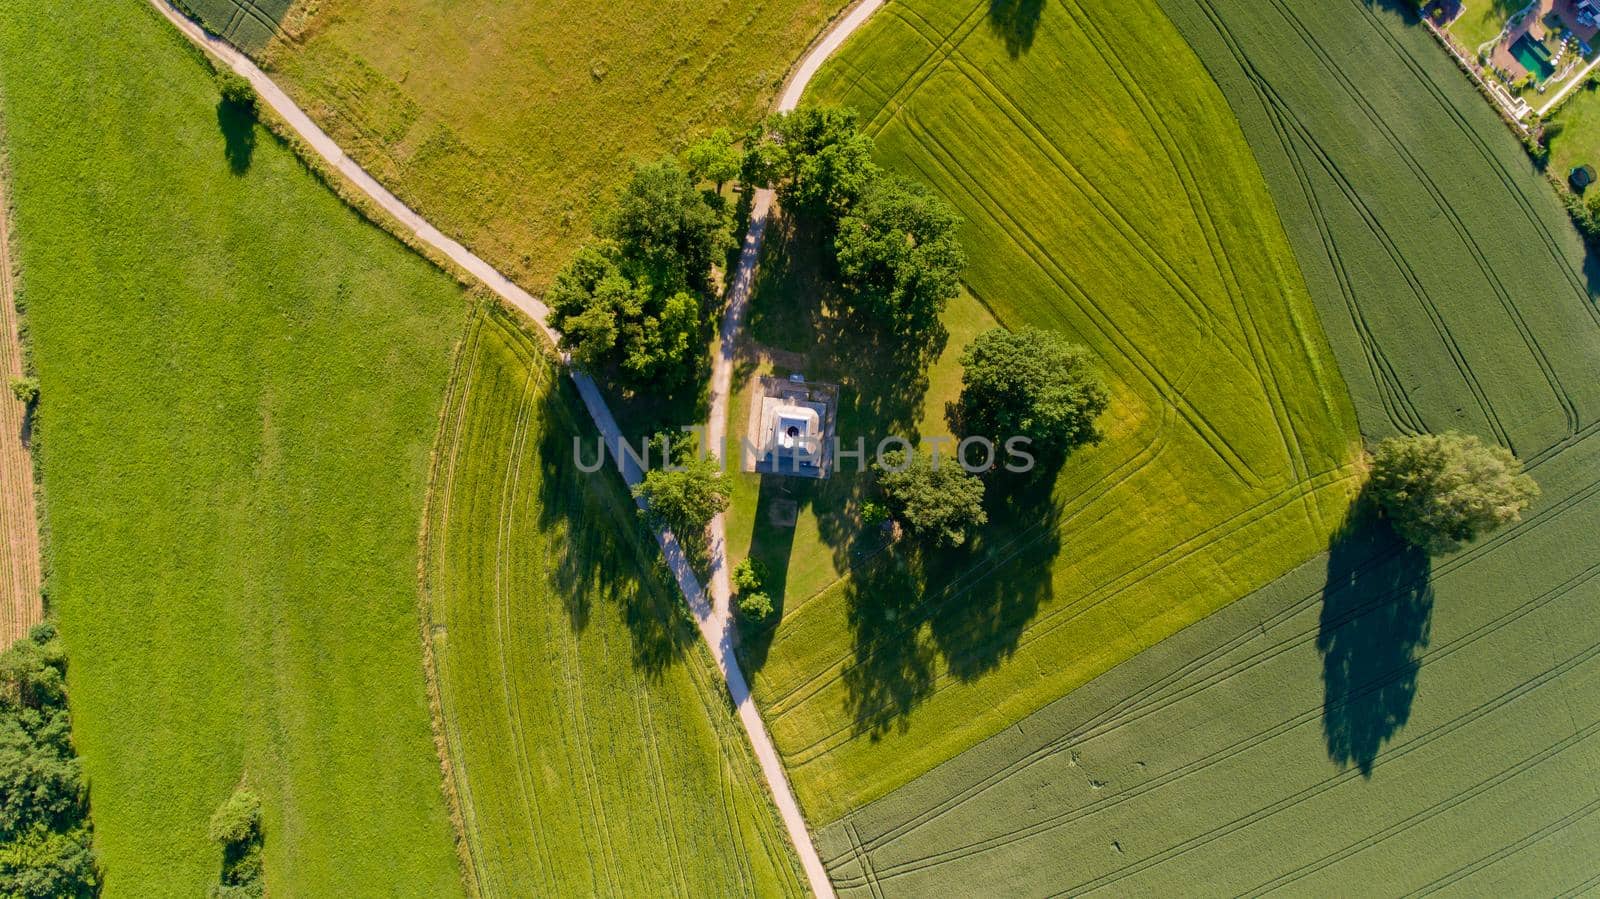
[
  {"left": 421, "top": 306, "right": 805, "bottom": 896},
  {"left": 1546, "top": 81, "right": 1600, "bottom": 181},
  {"left": 813, "top": 0, "right": 1600, "bottom": 892},
  {"left": 1446, "top": 0, "right": 1515, "bottom": 54},
  {"left": 734, "top": 0, "right": 1363, "bottom": 823},
  {"left": 261, "top": 0, "right": 851, "bottom": 290},
  {"left": 0, "top": 0, "right": 470, "bottom": 891}
]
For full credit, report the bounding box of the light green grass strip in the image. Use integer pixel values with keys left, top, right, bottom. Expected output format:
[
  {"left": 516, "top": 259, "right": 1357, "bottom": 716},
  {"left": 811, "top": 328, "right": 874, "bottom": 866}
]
[{"left": 0, "top": 0, "right": 469, "bottom": 892}]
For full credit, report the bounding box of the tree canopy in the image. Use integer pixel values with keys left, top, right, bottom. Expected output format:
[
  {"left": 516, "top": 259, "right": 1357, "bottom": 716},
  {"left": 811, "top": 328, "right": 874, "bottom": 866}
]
[
  {"left": 548, "top": 156, "right": 726, "bottom": 393},
  {"left": 743, "top": 106, "right": 878, "bottom": 220},
  {"left": 834, "top": 174, "right": 966, "bottom": 332},
  {"left": 1369, "top": 431, "right": 1539, "bottom": 553},
  {"left": 952, "top": 326, "right": 1110, "bottom": 461},
  {"left": 0, "top": 624, "right": 97, "bottom": 899},
  {"left": 683, "top": 128, "right": 743, "bottom": 194},
  {"left": 632, "top": 459, "right": 732, "bottom": 534},
  {"left": 876, "top": 449, "right": 987, "bottom": 548}
]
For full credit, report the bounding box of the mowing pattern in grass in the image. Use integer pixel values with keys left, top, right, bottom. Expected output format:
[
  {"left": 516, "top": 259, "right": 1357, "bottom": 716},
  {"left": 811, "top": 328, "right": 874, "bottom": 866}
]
[
  {"left": 423, "top": 307, "right": 805, "bottom": 897},
  {"left": 0, "top": 0, "right": 468, "bottom": 892},
  {"left": 812, "top": 1, "right": 1600, "bottom": 893},
  {"left": 261, "top": 0, "right": 850, "bottom": 290},
  {"left": 740, "top": 0, "right": 1363, "bottom": 823},
  {"left": 174, "top": 0, "right": 291, "bottom": 53}
]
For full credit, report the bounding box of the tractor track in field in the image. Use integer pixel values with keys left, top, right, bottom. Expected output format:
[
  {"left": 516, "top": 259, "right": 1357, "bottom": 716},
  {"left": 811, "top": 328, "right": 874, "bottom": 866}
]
[
  {"left": 835, "top": 626, "right": 1600, "bottom": 890},
  {"left": 147, "top": 0, "right": 891, "bottom": 893},
  {"left": 0, "top": 152, "right": 41, "bottom": 646},
  {"left": 824, "top": 463, "right": 1600, "bottom": 872}
]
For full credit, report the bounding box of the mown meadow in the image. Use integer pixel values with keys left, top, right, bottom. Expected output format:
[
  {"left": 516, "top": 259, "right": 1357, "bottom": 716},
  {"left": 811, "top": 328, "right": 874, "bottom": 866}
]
[
  {"left": 421, "top": 308, "right": 805, "bottom": 896},
  {"left": 815, "top": 0, "right": 1600, "bottom": 892},
  {"left": 736, "top": 0, "right": 1364, "bottom": 824},
  {"left": 0, "top": 0, "right": 469, "bottom": 891},
  {"left": 261, "top": 0, "right": 852, "bottom": 290}
]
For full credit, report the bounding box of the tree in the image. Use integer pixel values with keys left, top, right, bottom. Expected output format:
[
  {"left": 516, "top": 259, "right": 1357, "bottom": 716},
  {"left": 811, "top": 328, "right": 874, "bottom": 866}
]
[
  {"left": 632, "top": 459, "right": 731, "bottom": 533},
  {"left": 546, "top": 245, "right": 702, "bottom": 392},
  {"left": 1369, "top": 431, "right": 1539, "bottom": 553},
  {"left": 875, "top": 450, "right": 987, "bottom": 548},
  {"left": 215, "top": 70, "right": 256, "bottom": 113},
  {"left": 602, "top": 157, "right": 726, "bottom": 294},
  {"left": 952, "top": 327, "right": 1109, "bottom": 461},
  {"left": 834, "top": 174, "right": 966, "bottom": 332},
  {"left": 743, "top": 106, "right": 879, "bottom": 221},
  {"left": 0, "top": 624, "right": 97, "bottom": 899},
  {"left": 683, "top": 128, "right": 743, "bottom": 194}
]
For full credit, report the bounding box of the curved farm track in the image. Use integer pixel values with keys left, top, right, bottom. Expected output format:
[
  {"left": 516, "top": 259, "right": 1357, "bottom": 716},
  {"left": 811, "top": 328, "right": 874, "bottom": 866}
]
[{"left": 0, "top": 168, "right": 41, "bottom": 645}]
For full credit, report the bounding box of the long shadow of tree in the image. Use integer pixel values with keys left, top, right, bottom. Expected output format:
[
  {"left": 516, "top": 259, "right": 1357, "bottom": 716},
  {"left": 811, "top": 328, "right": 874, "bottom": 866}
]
[
  {"left": 988, "top": 0, "right": 1045, "bottom": 57},
  {"left": 216, "top": 97, "right": 256, "bottom": 175},
  {"left": 1318, "top": 488, "right": 1434, "bottom": 776},
  {"left": 533, "top": 352, "right": 691, "bottom": 677}
]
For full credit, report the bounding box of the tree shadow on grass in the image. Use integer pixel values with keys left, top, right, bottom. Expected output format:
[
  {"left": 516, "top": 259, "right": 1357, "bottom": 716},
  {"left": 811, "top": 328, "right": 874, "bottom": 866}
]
[
  {"left": 734, "top": 475, "right": 805, "bottom": 674},
  {"left": 988, "top": 0, "right": 1045, "bottom": 57},
  {"left": 534, "top": 362, "right": 691, "bottom": 678},
  {"left": 844, "top": 551, "right": 936, "bottom": 738},
  {"left": 216, "top": 98, "right": 256, "bottom": 175},
  {"left": 1318, "top": 489, "right": 1434, "bottom": 776}
]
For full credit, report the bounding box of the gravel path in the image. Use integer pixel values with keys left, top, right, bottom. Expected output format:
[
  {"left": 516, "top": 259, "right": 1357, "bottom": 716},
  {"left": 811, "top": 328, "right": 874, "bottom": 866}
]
[{"left": 148, "top": 0, "right": 883, "bottom": 893}]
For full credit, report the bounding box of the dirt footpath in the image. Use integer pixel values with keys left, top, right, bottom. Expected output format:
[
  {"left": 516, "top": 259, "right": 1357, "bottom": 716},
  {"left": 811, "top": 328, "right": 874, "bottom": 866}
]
[{"left": 0, "top": 167, "right": 42, "bottom": 644}]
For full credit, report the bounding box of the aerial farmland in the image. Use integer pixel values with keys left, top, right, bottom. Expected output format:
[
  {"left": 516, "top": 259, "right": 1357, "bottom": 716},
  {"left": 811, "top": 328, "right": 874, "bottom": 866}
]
[{"left": 0, "top": 0, "right": 1593, "bottom": 895}]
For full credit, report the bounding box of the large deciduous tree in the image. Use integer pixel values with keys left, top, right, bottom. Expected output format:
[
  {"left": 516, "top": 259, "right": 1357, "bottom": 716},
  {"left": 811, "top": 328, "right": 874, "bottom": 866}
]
[
  {"left": 632, "top": 459, "right": 732, "bottom": 534},
  {"left": 743, "top": 106, "right": 878, "bottom": 221},
  {"left": 875, "top": 450, "right": 987, "bottom": 548},
  {"left": 1369, "top": 431, "right": 1538, "bottom": 553},
  {"left": 834, "top": 174, "right": 966, "bottom": 333},
  {"left": 952, "top": 327, "right": 1109, "bottom": 462}
]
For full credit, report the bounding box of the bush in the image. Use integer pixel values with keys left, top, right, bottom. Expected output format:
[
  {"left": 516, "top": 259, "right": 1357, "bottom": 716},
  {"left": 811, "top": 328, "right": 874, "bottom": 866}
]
[
  {"left": 8, "top": 377, "right": 38, "bottom": 406},
  {"left": 0, "top": 626, "right": 98, "bottom": 898},
  {"left": 732, "top": 557, "right": 767, "bottom": 594},
  {"left": 1369, "top": 431, "right": 1538, "bottom": 553},
  {"left": 208, "top": 787, "right": 264, "bottom": 899},
  {"left": 737, "top": 591, "right": 773, "bottom": 620},
  {"left": 215, "top": 70, "right": 256, "bottom": 112}
]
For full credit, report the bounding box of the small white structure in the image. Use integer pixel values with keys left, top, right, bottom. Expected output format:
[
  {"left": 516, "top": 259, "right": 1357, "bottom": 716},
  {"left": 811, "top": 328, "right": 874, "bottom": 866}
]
[{"left": 745, "top": 375, "right": 838, "bottom": 479}]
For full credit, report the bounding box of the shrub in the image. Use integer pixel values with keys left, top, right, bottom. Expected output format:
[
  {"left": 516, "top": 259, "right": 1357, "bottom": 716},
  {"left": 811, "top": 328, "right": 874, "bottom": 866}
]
[
  {"left": 206, "top": 788, "right": 261, "bottom": 847},
  {"left": 208, "top": 787, "right": 264, "bottom": 899},
  {"left": 8, "top": 377, "right": 38, "bottom": 406},
  {"left": 732, "top": 557, "right": 767, "bottom": 594}
]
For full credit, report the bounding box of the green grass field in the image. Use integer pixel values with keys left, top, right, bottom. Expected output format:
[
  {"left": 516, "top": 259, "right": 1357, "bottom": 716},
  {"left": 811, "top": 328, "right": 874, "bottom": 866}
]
[
  {"left": 421, "top": 307, "right": 805, "bottom": 896},
  {"left": 0, "top": 0, "right": 470, "bottom": 893},
  {"left": 813, "top": 1, "right": 1600, "bottom": 892},
  {"left": 1445, "top": 0, "right": 1516, "bottom": 54},
  {"left": 261, "top": 0, "right": 851, "bottom": 290},
  {"left": 735, "top": 0, "right": 1364, "bottom": 824},
  {"left": 174, "top": 0, "right": 292, "bottom": 52},
  {"left": 1546, "top": 82, "right": 1600, "bottom": 183}
]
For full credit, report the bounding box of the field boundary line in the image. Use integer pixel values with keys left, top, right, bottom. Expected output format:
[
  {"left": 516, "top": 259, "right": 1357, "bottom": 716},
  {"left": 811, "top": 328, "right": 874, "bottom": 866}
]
[
  {"left": 0, "top": 131, "right": 43, "bottom": 647},
  {"left": 146, "top": 0, "right": 888, "bottom": 893}
]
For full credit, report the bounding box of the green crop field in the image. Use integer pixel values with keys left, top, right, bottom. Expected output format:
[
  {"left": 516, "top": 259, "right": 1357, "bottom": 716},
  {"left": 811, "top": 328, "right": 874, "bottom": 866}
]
[
  {"left": 0, "top": 0, "right": 470, "bottom": 893},
  {"left": 173, "top": 0, "right": 293, "bottom": 52},
  {"left": 260, "top": 0, "right": 851, "bottom": 290},
  {"left": 812, "top": 0, "right": 1600, "bottom": 893},
  {"left": 421, "top": 307, "right": 804, "bottom": 896},
  {"left": 734, "top": 0, "right": 1364, "bottom": 825}
]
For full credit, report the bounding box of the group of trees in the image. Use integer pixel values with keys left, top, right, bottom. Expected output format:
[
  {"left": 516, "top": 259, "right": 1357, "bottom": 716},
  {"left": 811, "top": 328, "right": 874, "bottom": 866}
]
[
  {"left": 548, "top": 157, "right": 730, "bottom": 394},
  {"left": 0, "top": 624, "right": 97, "bottom": 898},
  {"left": 877, "top": 327, "right": 1111, "bottom": 549},
  {"left": 744, "top": 107, "right": 967, "bottom": 335}
]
